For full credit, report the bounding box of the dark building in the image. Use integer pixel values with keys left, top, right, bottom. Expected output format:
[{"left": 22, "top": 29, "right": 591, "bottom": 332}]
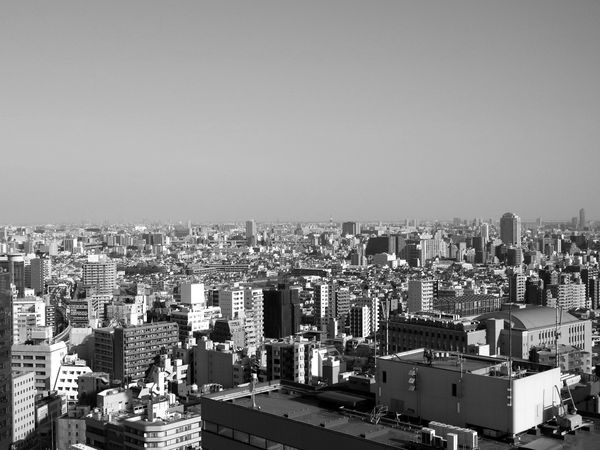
[
  {"left": 472, "top": 236, "right": 486, "bottom": 264},
  {"left": 433, "top": 294, "right": 504, "bottom": 316},
  {"left": 341, "top": 221, "right": 360, "bottom": 236},
  {"left": 263, "top": 285, "right": 302, "bottom": 339},
  {"left": 365, "top": 236, "right": 389, "bottom": 256},
  {"left": 525, "top": 278, "right": 545, "bottom": 306},
  {"left": 0, "top": 254, "right": 25, "bottom": 297},
  {"left": 0, "top": 270, "right": 12, "bottom": 449},
  {"left": 210, "top": 318, "right": 245, "bottom": 349}
]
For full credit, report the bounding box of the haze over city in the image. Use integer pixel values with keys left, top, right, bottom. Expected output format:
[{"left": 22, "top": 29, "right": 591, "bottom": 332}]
[{"left": 2, "top": 0, "right": 600, "bottom": 224}]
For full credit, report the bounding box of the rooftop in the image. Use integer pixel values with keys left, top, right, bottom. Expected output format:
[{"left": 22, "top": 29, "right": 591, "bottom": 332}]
[
  {"left": 378, "top": 348, "right": 554, "bottom": 378},
  {"left": 477, "top": 306, "right": 580, "bottom": 330}
]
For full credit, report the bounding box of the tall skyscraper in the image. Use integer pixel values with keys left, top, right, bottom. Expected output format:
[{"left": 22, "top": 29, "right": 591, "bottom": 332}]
[
  {"left": 579, "top": 208, "right": 586, "bottom": 229},
  {"left": 500, "top": 212, "right": 521, "bottom": 246},
  {"left": 246, "top": 219, "right": 257, "bottom": 246},
  {"left": 0, "top": 270, "right": 12, "bottom": 449},
  {"left": 480, "top": 223, "right": 489, "bottom": 242}
]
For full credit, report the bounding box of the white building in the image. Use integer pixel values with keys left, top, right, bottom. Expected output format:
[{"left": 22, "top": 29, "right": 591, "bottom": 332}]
[
  {"left": 11, "top": 371, "right": 36, "bottom": 445},
  {"left": 11, "top": 340, "right": 68, "bottom": 394},
  {"left": 377, "top": 348, "right": 561, "bottom": 436},
  {"left": 52, "top": 355, "right": 93, "bottom": 408},
  {"left": 180, "top": 282, "right": 206, "bottom": 309},
  {"left": 12, "top": 295, "right": 46, "bottom": 344}
]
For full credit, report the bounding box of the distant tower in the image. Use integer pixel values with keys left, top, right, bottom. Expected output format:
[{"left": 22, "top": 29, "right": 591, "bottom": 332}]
[
  {"left": 579, "top": 208, "right": 586, "bottom": 230},
  {"left": 500, "top": 212, "right": 521, "bottom": 246},
  {"left": 480, "top": 223, "right": 489, "bottom": 242},
  {"left": 246, "top": 220, "right": 257, "bottom": 246}
]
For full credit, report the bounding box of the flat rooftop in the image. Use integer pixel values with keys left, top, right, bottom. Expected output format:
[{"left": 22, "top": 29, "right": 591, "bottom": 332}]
[
  {"left": 206, "top": 381, "right": 600, "bottom": 449},
  {"left": 379, "top": 349, "right": 554, "bottom": 378},
  {"left": 231, "top": 390, "right": 419, "bottom": 448}
]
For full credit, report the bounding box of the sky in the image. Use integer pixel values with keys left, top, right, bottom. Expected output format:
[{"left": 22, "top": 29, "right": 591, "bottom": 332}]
[{"left": 1, "top": 1, "right": 599, "bottom": 224}]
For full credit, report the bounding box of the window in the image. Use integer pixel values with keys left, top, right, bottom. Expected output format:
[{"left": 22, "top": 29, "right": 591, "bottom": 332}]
[
  {"left": 382, "top": 371, "right": 387, "bottom": 383},
  {"left": 452, "top": 383, "right": 457, "bottom": 397}
]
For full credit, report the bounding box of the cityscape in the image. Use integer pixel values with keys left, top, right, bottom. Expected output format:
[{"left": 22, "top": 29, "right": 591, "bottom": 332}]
[
  {"left": 3, "top": 1, "right": 600, "bottom": 449},
  {"left": 1, "top": 213, "right": 600, "bottom": 449}
]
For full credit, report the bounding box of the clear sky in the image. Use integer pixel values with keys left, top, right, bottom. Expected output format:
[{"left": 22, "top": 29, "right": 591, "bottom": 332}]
[{"left": 2, "top": 1, "right": 599, "bottom": 224}]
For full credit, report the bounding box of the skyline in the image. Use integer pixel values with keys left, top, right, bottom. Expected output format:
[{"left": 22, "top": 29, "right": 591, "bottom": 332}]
[{"left": 2, "top": 1, "right": 600, "bottom": 223}]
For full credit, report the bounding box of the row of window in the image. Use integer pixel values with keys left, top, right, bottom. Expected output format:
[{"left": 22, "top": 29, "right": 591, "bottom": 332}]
[{"left": 203, "top": 421, "right": 298, "bottom": 450}]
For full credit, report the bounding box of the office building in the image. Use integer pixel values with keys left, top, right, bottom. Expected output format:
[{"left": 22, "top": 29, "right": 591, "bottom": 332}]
[
  {"left": 500, "top": 212, "right": 521, "bottom": 246},
  {"left": 11, "top": 341, "right": 68, "bottom": 394},
  {"left": 82, "top": 255, "right": 116, "bottom": 296},
  {"left": 93, "top": 322, "right": 179, "bottom": 382},
  {"left": 341, "top": 221, "right": 360, "bottom": 236},
  {"left": 407, "top": 279, "right": 435, "bottom": 313},
  {"left": 579, "top": 208, "right": 586, "bottom": 229},
  {"left": 263, "top": 285, "right": 302, "bottom": 339},
  {"left": 0, "top": 254, "right": 25, "bottom": 297}
]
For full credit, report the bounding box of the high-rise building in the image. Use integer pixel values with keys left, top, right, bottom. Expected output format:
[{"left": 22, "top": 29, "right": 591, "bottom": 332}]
[
  {"left": 341, "top": 221, "right": 359, "bottom": 236},
  {"left": 218, "top": 288, "right": 246, "bottom": 319},
  {"left": 313, "top": 282, "right": 329, "bottom": 331},
  {"left": 407, "top": 279, "right": 435, "bottom": 313},
  {"left": 0, "top": 270, "right": 12, "bottom": 449},
  {"left": 579, "top": 208, "right": 586, "bottom": 229},
  {"left": 0, "top": 254, "right": 25, "bottom": 297},
  {"left": 244, "top": 288, "right": 264, "bottom": 346},
  {"left": 82, "top": 255, "right": 116, "bottom": 296},
  {"left": 93, "top": 322, "right": 179, "bottom": 383},
  {"left": 29, "top": 256, "right": 52, "bottom": 295},
  {"left": 349, "top": 305, "right": 370, "bottom": 338},
  {"left": 480, "top": 223, "right": 489, "bottom": 242},
  {"left": 263, "top": 285, "right": 302, "bottom": 339},
  {"left": 500, "top": 212, "right": 521, "bottom": 246},
  {"left": 10, "top": 371, "right": 35, "bottom": 447},
  {"left": 509, "top": 272, "right": 526, "bottom": 302},
  {"left": 246, "top": 220, "right": 257, "bottom": 246}
]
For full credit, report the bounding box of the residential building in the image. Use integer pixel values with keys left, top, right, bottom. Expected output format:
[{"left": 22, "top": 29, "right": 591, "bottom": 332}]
[
  {"left": 82, "top": 255, "right": 116, "bottom": 296},
  {"left": 11, "top": 371, "right": 36, "bottom": 447},
  {"left": 407, "top": 279, "right": 435, "bottom": 313},
  {"left": 93, "top": 322, "right": 179, "bottom": 383}
]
